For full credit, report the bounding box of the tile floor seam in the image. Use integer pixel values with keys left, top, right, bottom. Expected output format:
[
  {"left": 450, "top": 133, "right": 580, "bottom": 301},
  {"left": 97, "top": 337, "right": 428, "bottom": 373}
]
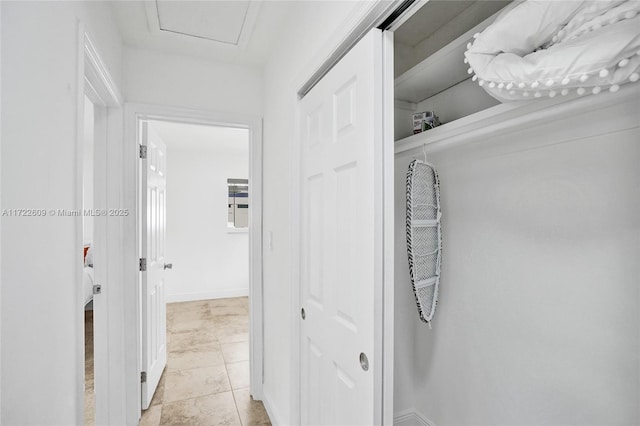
[
  {"left": 222, "top": 323, "right": 247, "bottom": 425},
  {"left": 159, "top": 389, "right": 235, "bottom": 405},
  {"left": 165, "top": 363, "right": 227, "bottom": 373},
  {"left": 229, "top": 379, "right": 244, "bottom": 426}
]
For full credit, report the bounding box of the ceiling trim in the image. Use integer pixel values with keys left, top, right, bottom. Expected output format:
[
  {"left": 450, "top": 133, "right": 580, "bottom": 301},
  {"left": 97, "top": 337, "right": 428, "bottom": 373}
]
[{"left": 143, "top": 0, "right": 263, "bottom": 50}]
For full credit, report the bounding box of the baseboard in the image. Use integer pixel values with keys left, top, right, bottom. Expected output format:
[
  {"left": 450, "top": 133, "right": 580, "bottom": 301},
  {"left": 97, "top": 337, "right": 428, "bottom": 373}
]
[
  {"left": 394, "top": 409, "right": 435, "bottom": 426},
  {"left": 261, "top": 389, "right": 284, "bottom": 426},
  {"left": 260, "top": 399, "right": 432, "bottom": 426},
  {"left": 166, "top": 288, "right": 249, "bottom": 303},
  {"left": 259, "top": 401, "right": 430, "bottom": 426}
]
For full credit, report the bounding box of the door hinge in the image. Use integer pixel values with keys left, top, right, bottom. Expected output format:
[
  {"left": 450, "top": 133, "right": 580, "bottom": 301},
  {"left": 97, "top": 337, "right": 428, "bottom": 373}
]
[
  {"left": 139, "top": 258, "right": 147, "bottom": 272},
  {"left": 139, "top": 144, "right": 147, "bottom": 159},
  {"left": 141, "top": 371, "right": 147, "bottom": 383}
]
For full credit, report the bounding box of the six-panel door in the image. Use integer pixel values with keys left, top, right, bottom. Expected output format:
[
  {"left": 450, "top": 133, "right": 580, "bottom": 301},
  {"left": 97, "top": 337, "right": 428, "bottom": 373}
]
[
  {"left": 141, "top": 122, "right": 168, "bottom": 409},
  {"left": 299, "top": 28, "right": 383, "bottom": 426}
]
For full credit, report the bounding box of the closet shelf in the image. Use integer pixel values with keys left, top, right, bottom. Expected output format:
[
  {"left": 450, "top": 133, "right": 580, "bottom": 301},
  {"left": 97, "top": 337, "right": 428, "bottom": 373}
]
[
  {"left": 394, "top": 10, "right": 498, "bottom": 104},
  {"left": 393, "top": 83, "right": 640, "bottom": 156}
]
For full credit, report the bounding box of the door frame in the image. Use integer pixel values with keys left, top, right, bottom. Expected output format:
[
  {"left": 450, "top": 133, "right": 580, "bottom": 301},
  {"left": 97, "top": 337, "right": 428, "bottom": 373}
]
[
  {"left": 289, "top": 1, "right": 399, "bottom": 424},
  {"left": 123, "top": 103, "right": 264, "bottom": 423},
  {"left": 76, "top": 24, "right": 123, "bottom": 426}
]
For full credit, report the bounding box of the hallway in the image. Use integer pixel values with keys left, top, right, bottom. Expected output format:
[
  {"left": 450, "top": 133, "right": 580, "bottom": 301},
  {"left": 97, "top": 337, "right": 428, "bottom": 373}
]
[{"left": 139, "top": 297, "right": 269, "bottom": 426}]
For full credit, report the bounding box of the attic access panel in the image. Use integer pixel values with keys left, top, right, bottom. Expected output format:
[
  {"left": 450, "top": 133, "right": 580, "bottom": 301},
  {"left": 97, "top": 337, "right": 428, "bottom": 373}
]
[{"left": 155, "top": 1, "right": 251, "bottom": 45}]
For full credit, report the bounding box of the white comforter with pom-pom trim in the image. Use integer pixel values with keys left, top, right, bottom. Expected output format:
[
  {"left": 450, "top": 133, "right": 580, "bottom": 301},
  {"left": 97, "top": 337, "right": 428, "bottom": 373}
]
[{"left": 464, "top": 0, "right": 640, "bottom": 101}]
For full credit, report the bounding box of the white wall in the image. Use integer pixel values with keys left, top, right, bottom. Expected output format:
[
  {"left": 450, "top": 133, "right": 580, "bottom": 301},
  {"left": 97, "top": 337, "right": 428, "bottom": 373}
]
[
  {"left": 393, "top": 158, "right": 419, "bottom": 418},
  {"left": 394, "top": 96, "right": 640, "bottom": 425},
  {"left": 0, "top": 3, "right": 3, "bottom": 418},
  {"left": 261, "top": 1, "right": 384, "bottom": 423},
  {"left": 150, "top": 121, "right": 250, "bottom": 302},
  {"left": 0, "top": 2, "right": 122, "bottom": 424},
  {"left": 124, "top": 47, "right": 262, "bottom": 115}
]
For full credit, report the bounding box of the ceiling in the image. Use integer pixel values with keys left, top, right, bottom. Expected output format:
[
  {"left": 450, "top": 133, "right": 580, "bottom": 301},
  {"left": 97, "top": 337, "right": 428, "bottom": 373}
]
[
  {"left": 149, "top": 120, "right": 249, "bottom": 156},
  {"left": 111, "top": 1, "right": 292, "bottom": 66}
]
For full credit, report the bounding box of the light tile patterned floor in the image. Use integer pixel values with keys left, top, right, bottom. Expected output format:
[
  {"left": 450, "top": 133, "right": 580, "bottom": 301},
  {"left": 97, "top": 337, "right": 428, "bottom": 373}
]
[
  {"left": 85, "top": 297, "right": 270, "bottom": 426},
  {"left": 142, "top": 296, "right": 270, "bottom": 426},
  {"left": 85, "top": 311, "right": 95, "bottom": 426}
]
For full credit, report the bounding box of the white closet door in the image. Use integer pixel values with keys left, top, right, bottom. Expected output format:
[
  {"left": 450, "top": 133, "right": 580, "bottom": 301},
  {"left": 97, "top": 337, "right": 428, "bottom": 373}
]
[
  {"left": 140, "top": 121, "right": 168, "bottom": 409},
  {"left": 299, "top": 28, "right": 384, "bottom": 426}
]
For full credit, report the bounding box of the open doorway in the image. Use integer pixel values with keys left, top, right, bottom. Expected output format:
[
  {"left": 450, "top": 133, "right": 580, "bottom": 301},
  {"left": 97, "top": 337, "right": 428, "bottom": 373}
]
[
  {"left": 82, "top": 94, "right": 96, "bottom": 426},
  {"left": 76, "top": 28, "right": 124, "bottom": 425},
  {"left": 138, "top": 119, "right": 268, "bottom": 425}
]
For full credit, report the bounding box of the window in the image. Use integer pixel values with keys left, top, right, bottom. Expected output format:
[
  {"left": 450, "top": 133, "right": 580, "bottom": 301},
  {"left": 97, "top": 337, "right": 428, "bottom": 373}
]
[{"left": 228, "top": 178, "right": 249, "bottom": 228}]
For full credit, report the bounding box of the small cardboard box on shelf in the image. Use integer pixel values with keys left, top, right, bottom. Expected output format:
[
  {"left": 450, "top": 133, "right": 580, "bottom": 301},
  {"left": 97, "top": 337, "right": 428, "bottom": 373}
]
[{"left": 412, "top": 111, "right": 441, "bottom": 134}]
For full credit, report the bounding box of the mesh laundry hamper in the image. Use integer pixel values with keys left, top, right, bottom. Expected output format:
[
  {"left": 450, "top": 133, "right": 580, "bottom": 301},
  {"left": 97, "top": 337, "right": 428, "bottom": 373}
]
[{"left": 406, "top": 160, "right": 442, "bottom": 324}]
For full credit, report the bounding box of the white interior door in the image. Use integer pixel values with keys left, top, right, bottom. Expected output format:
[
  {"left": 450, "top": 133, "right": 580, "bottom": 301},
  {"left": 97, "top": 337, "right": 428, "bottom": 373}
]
[
  {"left": 299, "top": 28, "right": 384, "bottom": 426},
  {"left": 140, "top": 121, "right": 168, "bottom": 409}
]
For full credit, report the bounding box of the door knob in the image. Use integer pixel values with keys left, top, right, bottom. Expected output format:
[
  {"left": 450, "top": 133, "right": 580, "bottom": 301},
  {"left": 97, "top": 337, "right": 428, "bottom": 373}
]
[
  {"left": 164, "top": 263, "right": 173, "bottom": 270},
  {"left": 301, "top": 308, "right": 306, "bottom": 320}
]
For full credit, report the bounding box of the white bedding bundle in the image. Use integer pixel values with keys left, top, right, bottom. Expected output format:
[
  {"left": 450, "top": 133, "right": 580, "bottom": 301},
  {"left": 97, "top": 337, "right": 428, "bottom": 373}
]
[{"left": 465, "top": 0, "right": 640, "bottom": 101}]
